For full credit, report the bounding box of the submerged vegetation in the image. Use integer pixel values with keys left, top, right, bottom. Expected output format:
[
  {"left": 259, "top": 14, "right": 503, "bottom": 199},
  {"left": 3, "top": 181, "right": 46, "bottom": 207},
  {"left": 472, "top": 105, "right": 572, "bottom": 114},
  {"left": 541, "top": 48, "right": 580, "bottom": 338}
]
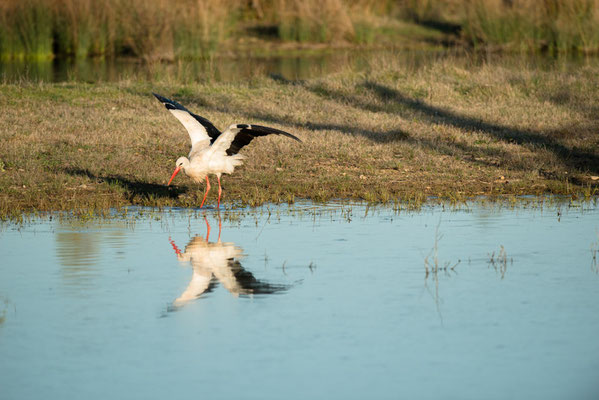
[
  {"left": 0, "top": 54, "right": 598, "bottom": 219},
  {"left": 1, "top": 0, "right": 599, "bottom": 61}
]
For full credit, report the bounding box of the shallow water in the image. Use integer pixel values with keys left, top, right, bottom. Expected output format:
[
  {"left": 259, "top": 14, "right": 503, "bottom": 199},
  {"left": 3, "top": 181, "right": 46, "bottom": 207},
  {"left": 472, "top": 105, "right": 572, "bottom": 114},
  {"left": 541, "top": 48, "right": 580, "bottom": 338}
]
[
  {"left": 1, "top": 49, "right": 596, "bottom": 83},
  {"left": 0, "top": 201, "right": 598, "bottom": 400},
  {"left": 0, "top": 50, "right": 396, "bottom": 83}
]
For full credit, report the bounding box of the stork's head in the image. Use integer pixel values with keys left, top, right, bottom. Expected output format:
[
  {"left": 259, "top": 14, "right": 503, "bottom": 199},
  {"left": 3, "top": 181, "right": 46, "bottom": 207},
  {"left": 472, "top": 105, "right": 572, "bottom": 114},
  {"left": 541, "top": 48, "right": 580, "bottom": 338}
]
[{"left": 168, "top": 157, "right": 190, "bottom": 186}]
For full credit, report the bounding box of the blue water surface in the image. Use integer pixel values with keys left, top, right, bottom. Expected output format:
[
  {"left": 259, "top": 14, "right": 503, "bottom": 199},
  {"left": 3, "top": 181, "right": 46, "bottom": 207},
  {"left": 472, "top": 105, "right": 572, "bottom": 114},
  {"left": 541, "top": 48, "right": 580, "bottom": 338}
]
[{"left": 0, "top": 201, "right": 598, "bottom": 400}]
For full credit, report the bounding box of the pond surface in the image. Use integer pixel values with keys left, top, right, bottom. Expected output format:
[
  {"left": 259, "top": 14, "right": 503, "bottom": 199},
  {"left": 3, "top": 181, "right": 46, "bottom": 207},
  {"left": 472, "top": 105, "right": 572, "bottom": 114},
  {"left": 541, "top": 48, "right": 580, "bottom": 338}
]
[
  {"left": 0, "top": 49, "right": 398, "bottom": 83},
  {"left": 1, "top": 49, "right": 596, "bottom": 83},
  {"left": 0, "top": 201, "right": 598, "bottom": 399}
]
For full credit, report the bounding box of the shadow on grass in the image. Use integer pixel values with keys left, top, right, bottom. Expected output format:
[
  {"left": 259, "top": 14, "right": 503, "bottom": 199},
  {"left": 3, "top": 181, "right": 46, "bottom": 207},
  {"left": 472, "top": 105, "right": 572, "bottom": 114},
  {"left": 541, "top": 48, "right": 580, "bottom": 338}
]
[
  {"left": 178, "top": 74, "right": 599, "bottom": 175},
  {"left": 541, "top": 88, "right": 599, "bottom": 123},
  {"left": 359, "top": 81, "right": 599, "bottom": 174},
  {"left": 185, "top": 82, "right": 525, "bottom": 170},
  {"left": 64, "top": 167, "right": 187, "bottom": 200},
  {"left": 249, "top": 110, "right": 411, "bottom": 143},
  {"left": 272, "top": 76, "right": 598, "bottom": 173}
]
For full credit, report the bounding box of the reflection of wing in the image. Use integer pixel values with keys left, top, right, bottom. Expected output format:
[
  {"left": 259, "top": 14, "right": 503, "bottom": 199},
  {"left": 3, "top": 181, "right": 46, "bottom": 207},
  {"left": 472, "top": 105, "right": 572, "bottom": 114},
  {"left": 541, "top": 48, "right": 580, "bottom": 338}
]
[
  {"left": 208, "top": 245, "right": 246, "bottom": 296},
  {"left": 227, "top": 259, "right": 291, "bottom": 295},
  {"left": 173, "top": 269, "right": 213, "bottom": 307},
  {"left": 212, "top": 259, "right": 249, "bottom": 296},
  {"left": 212, "top": 257, "right": 290, "bottom": 296}
]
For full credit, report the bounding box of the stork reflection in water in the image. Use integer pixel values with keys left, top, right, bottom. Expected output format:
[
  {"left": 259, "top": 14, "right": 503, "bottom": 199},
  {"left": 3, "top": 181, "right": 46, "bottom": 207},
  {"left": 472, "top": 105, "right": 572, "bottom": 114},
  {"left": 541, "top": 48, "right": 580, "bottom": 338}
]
[{"left": 168, "top": 216, "right": 290, "bottom": 308}]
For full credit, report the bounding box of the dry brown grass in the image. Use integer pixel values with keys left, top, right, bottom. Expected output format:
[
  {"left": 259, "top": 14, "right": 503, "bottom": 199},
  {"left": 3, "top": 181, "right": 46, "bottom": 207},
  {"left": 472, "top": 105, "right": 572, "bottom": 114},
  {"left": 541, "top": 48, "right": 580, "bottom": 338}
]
[{"left": 0, "top": 55, "right": 598, "bottom": 218}]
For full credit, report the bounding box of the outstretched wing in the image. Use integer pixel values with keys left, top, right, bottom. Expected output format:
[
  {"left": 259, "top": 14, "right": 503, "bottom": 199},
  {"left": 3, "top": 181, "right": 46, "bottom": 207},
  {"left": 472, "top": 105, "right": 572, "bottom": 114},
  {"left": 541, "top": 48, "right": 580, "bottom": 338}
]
[
  {"left": 211, "top": 124, "right": 301, "bottom": 156},
  {"left": 153, "top": 93, "right": 221, "bottom": 149},
  {"left": 209, "top": 257, "right": 291, "bottom": 296}
]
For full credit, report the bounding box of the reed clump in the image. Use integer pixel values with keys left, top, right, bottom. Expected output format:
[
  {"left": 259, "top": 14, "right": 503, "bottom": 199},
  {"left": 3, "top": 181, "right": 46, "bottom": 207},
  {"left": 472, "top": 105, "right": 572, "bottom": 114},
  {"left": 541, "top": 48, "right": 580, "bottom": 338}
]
[
  {"left": 0, "top": 0, "right": 445, "bottom": 60},
  {"left": 4, "top": 0, "right": 598, "bottom": 60},
  {"left": 173, "top": 0, "right": 239, "bottom": 59},
  {"left": 462, "top": 0, "right": 599, "bottom": 53},
  {"left": 0, "top": 0, "right": 239, "bottom": 60},
  {"left": 396, "top": 0, "right": 452, "bottom": 23},
  {"left": 0, "top": 0, "right": 53, "bottom": 60},
  {"left": 246, "top": 0, "right": 398, "bottom": 44},
  {"left": 53, "top": 0, "right": 116, "bottom": 58},
  {"left": 5, "top": 0, "right": 599, "bottom": 57},
  {"left": 273, "top": 0, "right": 355, "bottom": 43},
  {"left": 397, "top": 0, "right": 599, "bottom": 53},
  {"left": 119, "top": 0, "right": 174, "bottom": 61}
]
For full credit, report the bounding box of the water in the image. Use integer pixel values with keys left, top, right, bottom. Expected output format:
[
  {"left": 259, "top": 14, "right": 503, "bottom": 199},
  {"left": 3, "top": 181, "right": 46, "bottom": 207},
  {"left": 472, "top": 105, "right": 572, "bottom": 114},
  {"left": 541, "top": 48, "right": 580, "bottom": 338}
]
[
  {"left": 2, "top": 50, "right": 596, "bottom": 83},
  {"left": 0, "top": 50, "right": 390, "bottom": 83},
  {"left": 0, "top": 201, "right": 598, "bottom": 400}
]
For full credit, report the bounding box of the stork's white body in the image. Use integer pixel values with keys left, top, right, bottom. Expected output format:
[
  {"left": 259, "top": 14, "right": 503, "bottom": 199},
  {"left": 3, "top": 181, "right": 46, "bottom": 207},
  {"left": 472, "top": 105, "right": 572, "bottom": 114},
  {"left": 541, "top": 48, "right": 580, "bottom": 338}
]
[
  {"left": 182, "top": 124, "right": 247, "bottom": 182},
  {"left": 153, "top": 93, "right": 301, "bottom": 208}
]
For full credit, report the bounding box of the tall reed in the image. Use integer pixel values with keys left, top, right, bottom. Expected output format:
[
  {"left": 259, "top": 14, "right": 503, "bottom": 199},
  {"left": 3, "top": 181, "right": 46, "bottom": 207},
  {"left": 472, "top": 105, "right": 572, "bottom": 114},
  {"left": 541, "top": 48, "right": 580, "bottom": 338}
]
[
  {"left": 396, "top": 0, "right": 448, "bottom": 22},
  {"left": 173, "top": 0, "right": 238, "bottom": 59},
  {"left": 248, "top": 0, "right": 398, "bottom": 44},
  {"left": 54, "top": 0, "right": 116, "bottom": 58},
  {"left": 345, "top": 0, "right": 398, "bottom": 44},
  {"left": 118, "top": 0, "right": 174, "bottom": 61},
  {"left": 2, "top": 0, "right": 598, "bottom": 59},
  {"left": 0, "top": 0, "right": 54, "bottom": 60},
  {"left": 462, "top": 0, "right": 599, "bottom": 52},
  {"left": 274, "top": 0, "right": 355, "bottom": 43}
]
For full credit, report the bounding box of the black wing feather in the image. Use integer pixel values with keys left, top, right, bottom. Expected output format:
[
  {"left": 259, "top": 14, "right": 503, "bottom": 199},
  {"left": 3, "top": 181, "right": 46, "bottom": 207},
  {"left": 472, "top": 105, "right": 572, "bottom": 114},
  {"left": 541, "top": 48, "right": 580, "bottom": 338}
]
[
  {"left": 226, "top": 124, "right": 301, "bottom": 156},
  {"left": 152, "top": 93, "right": 221, "bottom": 143},
  {"left": 228, "top": 259, "right": 291, "bottom": 295}
]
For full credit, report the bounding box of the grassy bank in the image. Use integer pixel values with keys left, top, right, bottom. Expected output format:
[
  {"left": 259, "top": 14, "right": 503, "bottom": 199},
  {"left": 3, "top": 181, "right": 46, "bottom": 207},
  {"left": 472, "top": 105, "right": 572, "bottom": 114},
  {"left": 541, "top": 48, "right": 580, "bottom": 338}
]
[
  {"left": 1, "top": 55, "right": 598, "bottom": 219},
  {"left": 2, "top": 0, "right": 599, "bottom": 61}
]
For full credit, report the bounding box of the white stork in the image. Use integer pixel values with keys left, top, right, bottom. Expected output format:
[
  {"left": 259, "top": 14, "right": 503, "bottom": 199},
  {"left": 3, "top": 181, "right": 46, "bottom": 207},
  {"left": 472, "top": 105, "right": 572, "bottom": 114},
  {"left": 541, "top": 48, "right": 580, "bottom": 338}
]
[{"left": 153, "top": 93, "right": 301, "bottom": 208}]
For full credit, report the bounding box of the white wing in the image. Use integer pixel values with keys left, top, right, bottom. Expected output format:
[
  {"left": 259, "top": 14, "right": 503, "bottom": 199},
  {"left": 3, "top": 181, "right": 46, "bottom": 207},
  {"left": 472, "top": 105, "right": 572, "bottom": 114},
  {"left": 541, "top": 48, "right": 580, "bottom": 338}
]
[
  {"left": 209, "top": 124, "right": 244, "bottom": 156},
  {"left": 168, "top": 109, "right": 211, "bottom": 149},
  {"left": 153, "top": 93, "right": 221, "bottom": 150}
]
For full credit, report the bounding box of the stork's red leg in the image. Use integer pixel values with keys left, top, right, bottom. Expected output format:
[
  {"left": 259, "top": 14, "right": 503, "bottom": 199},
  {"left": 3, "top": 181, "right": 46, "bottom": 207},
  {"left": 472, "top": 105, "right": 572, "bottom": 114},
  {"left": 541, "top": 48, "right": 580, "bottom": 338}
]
[
  {"left": 217, "top": 176, "right": 222, "bottom": 209},
  {"left": 200, "top": 176, "right": 211, "bottom": 208},
  {"left": 217, "top": 214, "right": 222, "bottom": 242},
  {"left": 168, "top": 237, "right": 182, "bottom": 256},
  {"left": 204, "top": 216, "right": 211, "bottom": 242}
]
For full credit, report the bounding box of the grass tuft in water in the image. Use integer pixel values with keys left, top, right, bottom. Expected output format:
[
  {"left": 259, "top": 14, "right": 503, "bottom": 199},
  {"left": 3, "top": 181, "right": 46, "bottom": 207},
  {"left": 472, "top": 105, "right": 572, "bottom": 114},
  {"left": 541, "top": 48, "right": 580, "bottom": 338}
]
[
  {"left": 591, "top": 232, "right": 599, "bottom": 273},
  {"left": 488, "top": 245, "right": 510, "bottom": 279}
]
